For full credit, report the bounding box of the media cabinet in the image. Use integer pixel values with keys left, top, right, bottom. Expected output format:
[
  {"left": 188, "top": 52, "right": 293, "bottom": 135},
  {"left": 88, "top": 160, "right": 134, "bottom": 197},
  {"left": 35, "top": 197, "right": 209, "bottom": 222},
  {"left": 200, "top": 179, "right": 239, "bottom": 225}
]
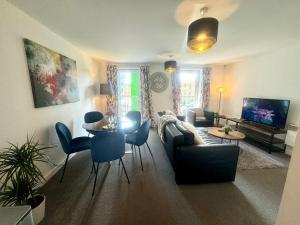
[{"left": 226, "top": 118, "right": 287, "bottom": 153}]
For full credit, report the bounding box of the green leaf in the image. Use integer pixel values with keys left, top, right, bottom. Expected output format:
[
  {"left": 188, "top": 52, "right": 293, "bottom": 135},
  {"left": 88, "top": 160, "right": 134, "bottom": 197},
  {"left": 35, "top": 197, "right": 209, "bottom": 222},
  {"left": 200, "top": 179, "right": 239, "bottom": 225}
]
[{"left": 0, "top": 135, "right": 53, "bottom": 206}]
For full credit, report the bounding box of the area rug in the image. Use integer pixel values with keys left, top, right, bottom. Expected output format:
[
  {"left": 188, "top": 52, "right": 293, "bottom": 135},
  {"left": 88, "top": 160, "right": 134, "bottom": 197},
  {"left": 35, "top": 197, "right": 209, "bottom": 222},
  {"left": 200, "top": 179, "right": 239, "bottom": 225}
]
[{"left": 237, "top": 142, "right": 286, "bottom": 170}]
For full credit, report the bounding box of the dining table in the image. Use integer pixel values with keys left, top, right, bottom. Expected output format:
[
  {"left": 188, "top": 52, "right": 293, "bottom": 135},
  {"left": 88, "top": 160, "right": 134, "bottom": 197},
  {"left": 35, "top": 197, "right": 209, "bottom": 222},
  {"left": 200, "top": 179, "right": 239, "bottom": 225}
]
[{"left": 82, "top": 117, "right": 137, "bottom": 153}]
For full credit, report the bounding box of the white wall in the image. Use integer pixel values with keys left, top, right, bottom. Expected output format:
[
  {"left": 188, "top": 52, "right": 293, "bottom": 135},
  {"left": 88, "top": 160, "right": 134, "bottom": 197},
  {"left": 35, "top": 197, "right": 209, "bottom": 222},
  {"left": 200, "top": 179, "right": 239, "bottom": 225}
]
[
  {"left": 0, "top": 0, "right": 104, "bottom": 178},
  {"left": 209, "top": 66, "right": 225, "bottom": 113},
  {"left": 222, "top": 45, "right": 300, "bottom": 125},
  {"left": 276, "top": 125, "right": 300, "bottom": 225},
  {"left": 149, "top": 63, "right": 173, "bottom": 115}
]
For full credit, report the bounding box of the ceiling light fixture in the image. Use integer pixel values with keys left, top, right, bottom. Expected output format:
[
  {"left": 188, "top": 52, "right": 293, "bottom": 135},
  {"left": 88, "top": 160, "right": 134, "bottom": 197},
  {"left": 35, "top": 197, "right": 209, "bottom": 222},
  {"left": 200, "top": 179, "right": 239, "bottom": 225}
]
[
  {"left": 164, "top": 60, "right": 177, "bottom": 73},
  {"left": 187, "top": 7, "right": 219, "bottom": 53}
]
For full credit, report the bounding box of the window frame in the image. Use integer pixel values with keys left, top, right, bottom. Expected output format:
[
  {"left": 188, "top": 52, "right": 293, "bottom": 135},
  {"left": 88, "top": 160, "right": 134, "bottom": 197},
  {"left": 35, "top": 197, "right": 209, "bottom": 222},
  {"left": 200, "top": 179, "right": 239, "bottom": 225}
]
[{"left": 178, "top": 68, "right": 202, "bottom": 111}]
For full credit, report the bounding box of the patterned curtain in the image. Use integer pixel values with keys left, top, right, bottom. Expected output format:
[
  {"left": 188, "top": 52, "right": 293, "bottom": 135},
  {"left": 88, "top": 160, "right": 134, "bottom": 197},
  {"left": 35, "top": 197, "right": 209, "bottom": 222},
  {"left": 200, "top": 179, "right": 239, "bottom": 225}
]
[
  {"left": 171, "top": 68, "right": 181, "bottom": 116},
  {"left": 106, "top": 64, "right": 118, "bottom": 115},
  {"left": 200, "top": 67, "right": 211, "bottom": 110},
  {"left": 140, "top": 65, "right": 156, "bottom": 127}
]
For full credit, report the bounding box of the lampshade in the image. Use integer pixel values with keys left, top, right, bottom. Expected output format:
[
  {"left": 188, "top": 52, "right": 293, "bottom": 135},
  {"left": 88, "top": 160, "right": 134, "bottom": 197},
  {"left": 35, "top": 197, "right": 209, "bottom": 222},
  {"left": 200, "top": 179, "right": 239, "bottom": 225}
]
[
  {"left": 217, "top": 87, "right": 225, "bottom": 93},
  {"left": 164, "top": 60, "right": 177, "bottom": 73},
  {"left": 100, "top": 82, "right": 114, "bottom": 96},
  {"left": 187, "top": 17, "right": 219, "bottom": 53}
]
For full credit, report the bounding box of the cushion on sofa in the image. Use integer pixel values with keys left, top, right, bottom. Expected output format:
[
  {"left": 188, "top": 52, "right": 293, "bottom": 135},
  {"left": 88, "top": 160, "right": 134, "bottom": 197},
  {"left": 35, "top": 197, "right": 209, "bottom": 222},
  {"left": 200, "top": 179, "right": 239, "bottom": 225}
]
[
  {"left": 164, "top": 109, "right": 176, "bottom": 116},
  {"left": 191, "top": 108, "right": 204, "bottom": 117},
  {"left": 175, "top": 121, "right": 195, "bottom": 145},
  {"left": 182, "top": 122, "right": 203, "bottom": 145},
  {"left": 196, "top": 116, "right": 207, "bottom": 121}
]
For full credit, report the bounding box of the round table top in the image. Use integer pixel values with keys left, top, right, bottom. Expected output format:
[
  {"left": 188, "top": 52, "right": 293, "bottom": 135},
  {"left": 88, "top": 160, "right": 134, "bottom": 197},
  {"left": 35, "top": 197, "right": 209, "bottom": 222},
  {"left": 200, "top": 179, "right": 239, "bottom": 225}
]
[
  {"left": 206, "top": 127, "right": 246, "bottom": 140},
  {"left": 82, "top": 117, "right": 136, "bottom": 132}
]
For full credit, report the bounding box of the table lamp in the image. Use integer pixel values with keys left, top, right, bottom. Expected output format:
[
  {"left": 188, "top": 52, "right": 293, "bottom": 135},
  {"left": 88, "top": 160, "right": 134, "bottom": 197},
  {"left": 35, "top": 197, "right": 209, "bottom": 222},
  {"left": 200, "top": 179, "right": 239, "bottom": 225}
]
[
  {"left": 100, "top": 82, "right": 114, "bottom": 96},
  {"left": 100, "top": 82, "right": 114, "bottom": 117}
]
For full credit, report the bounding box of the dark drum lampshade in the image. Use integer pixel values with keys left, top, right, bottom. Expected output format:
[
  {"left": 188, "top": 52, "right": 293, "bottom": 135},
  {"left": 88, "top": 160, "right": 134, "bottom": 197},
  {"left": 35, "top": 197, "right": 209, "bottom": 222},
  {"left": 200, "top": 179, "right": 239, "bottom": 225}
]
[
  {"left": 164, "top": 60, "right": 177, "bottom": 73},
  {"left": 187, "top": 17, "right": 219, "bottom": 53},
  {"left": 100, "top": 82, "right": 114, "bottom": 96}
]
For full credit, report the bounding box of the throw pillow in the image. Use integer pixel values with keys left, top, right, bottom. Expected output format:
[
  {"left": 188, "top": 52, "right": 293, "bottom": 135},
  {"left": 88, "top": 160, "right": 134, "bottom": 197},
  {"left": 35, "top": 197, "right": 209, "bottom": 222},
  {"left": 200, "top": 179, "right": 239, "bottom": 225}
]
[
  {"left": 175, "top": 121, "right": 195, "bottom": 145},
  {"left": 182, "top": 122, "right": 203, "bottom": 145},
  {"left": 191, "top": 108, "right": 204, "bottom": 117},
  {"left": 164, "top": 109, "right": 176, "bottom": 116}
]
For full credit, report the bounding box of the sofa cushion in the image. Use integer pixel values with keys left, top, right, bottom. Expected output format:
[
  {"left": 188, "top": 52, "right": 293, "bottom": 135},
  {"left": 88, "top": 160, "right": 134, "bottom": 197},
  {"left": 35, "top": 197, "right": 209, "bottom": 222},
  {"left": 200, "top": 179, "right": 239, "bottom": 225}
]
[
  {"left": 191, "top": 108, "right": 204, "bottom": 117},
  {"left": 175, "top": 121, "right": 195, "bottom": 145},
  {"left": 182, "top": 122, "right": 203, "bottom": 145},
  {"left": 164, "top": 109, "right": 176, "bottom": 116},
  {"left": 196, "top": 116, "right": 207, "bottom": 121}
]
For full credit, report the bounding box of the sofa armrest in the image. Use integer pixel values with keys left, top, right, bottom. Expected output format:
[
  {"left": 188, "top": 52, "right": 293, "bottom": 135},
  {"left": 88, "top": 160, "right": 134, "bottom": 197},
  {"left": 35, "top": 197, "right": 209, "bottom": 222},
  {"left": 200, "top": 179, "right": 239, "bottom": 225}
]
[
  {"left": 186, "top": 110, "right": 196, "bottom": 124},
  {"left": 157, "top": 112, "right": 165, "bottom": 117},
  {"left": 204, "top": 110, "right": 215, "bottom": 122},
  {"left": 164, "top": 123, "right": 184, "bottom": 168},
  {"left": 177, "top": 115, "right": 185, "bottom": 121},
  {"left": 175, "top": 144, "right": 240, "bottom": 184}
]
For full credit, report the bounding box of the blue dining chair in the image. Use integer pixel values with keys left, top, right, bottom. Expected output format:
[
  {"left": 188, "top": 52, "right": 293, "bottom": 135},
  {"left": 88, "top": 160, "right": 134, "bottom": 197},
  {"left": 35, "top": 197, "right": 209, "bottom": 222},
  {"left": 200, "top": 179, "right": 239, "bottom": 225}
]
[
  {"left": 125, "top": 119, "right": 152, "bottom": 171},
  {"left": 55, "top": 122, "right": 92, "bottom": 183},
  {"left": 90, "top": 132, "right": 130, "bottom": 196},
  {"left": 84, "top": 111, "right": 104, "bottom": 136},
  {"left": 84, "top": 111, "right": 104, "bottom": 123},
  {"left": 124, "top": 111, "right": 141, "bottom": 134}
]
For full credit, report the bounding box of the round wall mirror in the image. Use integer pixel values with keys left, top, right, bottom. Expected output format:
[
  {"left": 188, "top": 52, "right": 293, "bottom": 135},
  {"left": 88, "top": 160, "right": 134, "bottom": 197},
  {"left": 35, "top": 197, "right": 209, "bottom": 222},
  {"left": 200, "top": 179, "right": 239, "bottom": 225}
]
[{"left": 149, "top": 72, "right": 169, "bottom": 93}]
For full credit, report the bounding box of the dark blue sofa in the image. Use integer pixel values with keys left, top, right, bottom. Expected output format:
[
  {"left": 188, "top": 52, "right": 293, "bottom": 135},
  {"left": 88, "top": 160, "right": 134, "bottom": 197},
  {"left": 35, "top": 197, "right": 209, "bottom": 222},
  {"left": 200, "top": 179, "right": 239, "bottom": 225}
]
[{"left": 157, "top": 112, "right": 240, "bottom": 184}]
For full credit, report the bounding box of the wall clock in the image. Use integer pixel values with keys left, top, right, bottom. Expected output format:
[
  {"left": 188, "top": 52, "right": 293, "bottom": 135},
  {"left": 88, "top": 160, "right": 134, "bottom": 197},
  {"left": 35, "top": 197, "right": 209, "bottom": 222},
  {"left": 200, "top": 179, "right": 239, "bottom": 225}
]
[{"left": 149, "top": 72, "right": 169, "bottom": 93}]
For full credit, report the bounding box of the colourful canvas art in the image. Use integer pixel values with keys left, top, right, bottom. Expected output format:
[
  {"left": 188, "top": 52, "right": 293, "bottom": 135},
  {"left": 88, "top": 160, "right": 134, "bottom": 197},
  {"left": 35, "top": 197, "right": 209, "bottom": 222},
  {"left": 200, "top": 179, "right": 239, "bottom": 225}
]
[{"left": 23, "top": 39, "right": 79, "bottom": 108}]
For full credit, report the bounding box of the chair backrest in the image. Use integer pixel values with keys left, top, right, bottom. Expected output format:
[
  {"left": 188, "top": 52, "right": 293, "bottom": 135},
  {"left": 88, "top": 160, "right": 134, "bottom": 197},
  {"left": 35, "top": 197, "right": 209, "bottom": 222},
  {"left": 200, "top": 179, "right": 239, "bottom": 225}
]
[
  {"left": 126, "top": 111, "right": 141, "bottom": 131},
  {"left": 135, "top": 119, "right": 151, "bottom": 146},
  {"left": 55, "top": 122, "right": 72, "bottom": 154},
  {"left": 90, "top": 132, "right": 125, "bottom": 163},
  {"left": 84, "top": 111, "right": 104, "bottom": 123}
]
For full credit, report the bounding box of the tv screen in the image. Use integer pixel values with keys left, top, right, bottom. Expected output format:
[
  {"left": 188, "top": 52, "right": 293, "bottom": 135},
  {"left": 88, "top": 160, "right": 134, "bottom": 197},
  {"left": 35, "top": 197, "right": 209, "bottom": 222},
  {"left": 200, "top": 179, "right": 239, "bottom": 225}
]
[{"left": 241, "top": 98, "right": 290, "bottom": 129}]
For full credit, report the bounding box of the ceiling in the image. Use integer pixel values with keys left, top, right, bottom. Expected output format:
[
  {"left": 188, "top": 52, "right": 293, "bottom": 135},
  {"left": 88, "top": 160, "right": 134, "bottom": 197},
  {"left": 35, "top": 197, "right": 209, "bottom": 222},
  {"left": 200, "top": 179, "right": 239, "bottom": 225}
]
[{"left": 9, "top": 0, "right": 300, "bottom": 65}]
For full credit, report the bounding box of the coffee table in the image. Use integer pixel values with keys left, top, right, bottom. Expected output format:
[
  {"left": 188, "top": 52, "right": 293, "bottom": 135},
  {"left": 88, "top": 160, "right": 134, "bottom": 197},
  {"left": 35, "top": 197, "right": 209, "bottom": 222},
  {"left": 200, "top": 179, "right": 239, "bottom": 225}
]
[{"left": 206, "top": 127, "right": 246, "bottom": 146}]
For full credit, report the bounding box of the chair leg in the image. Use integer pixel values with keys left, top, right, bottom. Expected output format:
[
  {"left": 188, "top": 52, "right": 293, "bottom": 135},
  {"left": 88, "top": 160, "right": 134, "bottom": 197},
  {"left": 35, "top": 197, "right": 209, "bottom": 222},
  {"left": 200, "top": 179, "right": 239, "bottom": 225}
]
[
  {"left": 138, "top": 146, "right": 143, "bottom": 171},
  {"left": 60, "top": 154, "right": 70, "bottom": 183},
  {"left": 146, "top": 141, "right": 153, "bottom": 158},
  {"left": 92, "top": 163, "right": 100, "bottom": 196},
  {"left": 120, "top": 158, "right": 130, "bottom": 184},
  {"left": 90, "top": 160, "right": 96, "bottom": 174}
]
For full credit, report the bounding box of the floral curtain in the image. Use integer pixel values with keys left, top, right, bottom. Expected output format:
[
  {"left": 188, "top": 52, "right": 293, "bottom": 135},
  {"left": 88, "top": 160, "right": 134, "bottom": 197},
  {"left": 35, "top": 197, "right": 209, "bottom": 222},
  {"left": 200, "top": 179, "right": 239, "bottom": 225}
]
[
  {"left": 140, "top": 65, "right": 156, "bottom": 127},
  {"left": 106, "top": 64, "right": 118, "bottom": 115},
  {"left": 200, "top": 67, "right": 211, "bottom": 110},
  {"left": 171, "top": 68, "right": 181, "bottom": 116}
]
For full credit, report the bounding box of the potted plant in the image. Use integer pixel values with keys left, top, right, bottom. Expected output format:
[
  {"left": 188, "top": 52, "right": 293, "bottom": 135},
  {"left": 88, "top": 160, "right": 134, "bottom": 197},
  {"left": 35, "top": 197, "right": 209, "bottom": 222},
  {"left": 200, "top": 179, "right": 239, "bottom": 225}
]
[
  {"left": 222, "top": 124, "right": 233, "bottom": 135},
  {"left": 0, "top": 135, "right": 53, "bottom": 224}
]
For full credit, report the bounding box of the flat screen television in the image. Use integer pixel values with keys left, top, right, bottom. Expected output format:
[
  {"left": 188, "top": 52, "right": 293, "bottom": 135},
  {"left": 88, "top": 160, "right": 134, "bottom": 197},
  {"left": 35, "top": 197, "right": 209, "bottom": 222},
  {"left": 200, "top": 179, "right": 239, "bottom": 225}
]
[{"left": 241, "top": 98, "right": 290, "bottom": 129}]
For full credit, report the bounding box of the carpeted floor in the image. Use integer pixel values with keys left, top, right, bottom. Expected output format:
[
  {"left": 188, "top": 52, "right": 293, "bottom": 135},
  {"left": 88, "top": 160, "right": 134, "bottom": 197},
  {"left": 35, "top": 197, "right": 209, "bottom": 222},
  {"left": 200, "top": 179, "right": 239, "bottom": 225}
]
[{"left": 40, "top": 130, "right": 289, "bottom": 225}]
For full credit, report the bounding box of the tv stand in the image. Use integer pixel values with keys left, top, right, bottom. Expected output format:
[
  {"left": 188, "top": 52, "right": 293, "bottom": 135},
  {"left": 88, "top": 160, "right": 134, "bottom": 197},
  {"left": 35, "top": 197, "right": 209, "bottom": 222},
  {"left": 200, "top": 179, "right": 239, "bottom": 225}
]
[{"left": 226, "top": 118, "right": 287, "bottom": 153}]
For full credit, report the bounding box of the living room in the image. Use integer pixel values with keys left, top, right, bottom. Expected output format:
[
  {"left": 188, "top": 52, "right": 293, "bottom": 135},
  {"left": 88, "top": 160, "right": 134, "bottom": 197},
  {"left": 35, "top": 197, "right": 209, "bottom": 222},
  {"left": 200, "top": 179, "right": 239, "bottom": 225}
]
[{"left": 0, "top": 0, "right": 300, "bottom": 225}]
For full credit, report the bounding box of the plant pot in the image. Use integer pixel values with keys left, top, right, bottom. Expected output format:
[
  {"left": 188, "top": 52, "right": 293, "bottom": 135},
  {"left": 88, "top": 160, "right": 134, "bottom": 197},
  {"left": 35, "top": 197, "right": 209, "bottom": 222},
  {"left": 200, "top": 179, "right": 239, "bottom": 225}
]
[
  {"left": 225, "top": 130, "right": 229, "bottom": 135},
  {"left": 28, "top": 194, "right": 45, "bottom": 224}
]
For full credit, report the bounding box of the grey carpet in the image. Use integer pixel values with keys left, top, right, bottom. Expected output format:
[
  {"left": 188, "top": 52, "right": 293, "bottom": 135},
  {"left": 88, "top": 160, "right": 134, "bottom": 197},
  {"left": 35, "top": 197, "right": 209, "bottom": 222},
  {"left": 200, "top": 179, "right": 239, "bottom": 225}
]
[
  {"left": 40, "top": 130, "right": 289, "bottom": 225},
  {"left": 238, "top": 142, "right": 287, "bottom": 169}
]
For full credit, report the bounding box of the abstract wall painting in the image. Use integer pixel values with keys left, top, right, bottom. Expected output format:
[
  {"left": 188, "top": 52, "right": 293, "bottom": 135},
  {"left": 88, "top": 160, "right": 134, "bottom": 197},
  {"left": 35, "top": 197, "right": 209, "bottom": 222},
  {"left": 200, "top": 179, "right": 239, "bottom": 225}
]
[{"left": 23, "top": 39, "right": 79, "bottom": 108}]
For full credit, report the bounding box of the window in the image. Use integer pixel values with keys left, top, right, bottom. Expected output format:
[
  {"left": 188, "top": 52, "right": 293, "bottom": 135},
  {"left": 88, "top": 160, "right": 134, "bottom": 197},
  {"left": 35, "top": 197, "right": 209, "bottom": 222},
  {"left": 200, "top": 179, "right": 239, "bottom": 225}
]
[
  {"left": 117, "top": 69, "right": 140, "bottom": 117},
  {"left": 179, "top": 69, "right": 201, "bottom": 113}
]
